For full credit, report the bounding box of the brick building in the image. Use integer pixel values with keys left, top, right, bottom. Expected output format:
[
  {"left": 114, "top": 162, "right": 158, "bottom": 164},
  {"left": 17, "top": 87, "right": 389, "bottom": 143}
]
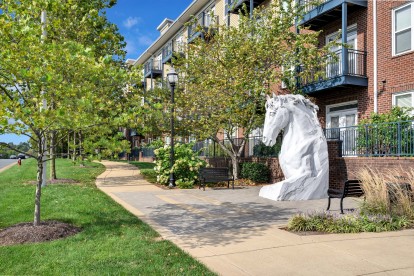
[
  {"left": 133, "top": 0, "right": 413, "bottom": 138},
  {"left": 296, "top": 0, "right": 414, "bottom": 129}
]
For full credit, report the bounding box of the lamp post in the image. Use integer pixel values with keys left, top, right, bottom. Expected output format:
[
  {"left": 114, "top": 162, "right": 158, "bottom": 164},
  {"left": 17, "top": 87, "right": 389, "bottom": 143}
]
[{"left": 167, "top": 68, "right": 178, "bottom": 188}]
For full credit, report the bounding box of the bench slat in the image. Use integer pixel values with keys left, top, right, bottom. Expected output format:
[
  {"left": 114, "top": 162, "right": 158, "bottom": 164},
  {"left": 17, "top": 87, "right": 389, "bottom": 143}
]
[
  {"left": 199, "top": 167, "right": 234, "bottom": 190},
  {"left": 327, "top": 179, "right": 364, "bottom": 214}
]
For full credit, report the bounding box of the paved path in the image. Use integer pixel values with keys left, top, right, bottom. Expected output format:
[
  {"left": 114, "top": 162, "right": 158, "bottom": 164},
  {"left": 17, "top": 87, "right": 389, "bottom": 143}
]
[
  {"left": 0, "top": 159, "right": 16, "bottom": 173},
  {"left": 96, "top": 161, "right": 414, "bottom": 276}
]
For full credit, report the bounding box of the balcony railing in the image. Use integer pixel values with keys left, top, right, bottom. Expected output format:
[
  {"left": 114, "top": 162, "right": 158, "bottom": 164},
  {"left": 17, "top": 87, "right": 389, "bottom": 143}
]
[
  {"left": 162, "top": 41, "right": 173, "bottom": 63},
  {"left": 144, "top": 59, "right": 162, "bottom": 77},
  {"left": 162, "top": 40, "right": 185, "bottom": 63},
  {"left": 188, "top": 13, "right": 219, "bottom": 43},
  {"left": 299, "top": 49, "right": 367, "bottom": 92},
  {"left": 298, "top": 0, "right": 329, "bottom": 14},
  {"left": 325, "top": 120, "right": 414, "bottom": 157},
  {"left": 228, "top": 0, "right": 266, "bottom": 14},
  {"left": 298, "top": 0, "right": 367, "bottom": 29}
]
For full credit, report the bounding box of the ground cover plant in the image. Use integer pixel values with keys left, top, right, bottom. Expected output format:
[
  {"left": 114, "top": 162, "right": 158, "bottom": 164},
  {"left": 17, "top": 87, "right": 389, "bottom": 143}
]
[
  {"left": 287, "top": 168, "right": 414, "bottom": 233},
  {"left": 0, "top": 159, "right": 214, "bottom": 275}
]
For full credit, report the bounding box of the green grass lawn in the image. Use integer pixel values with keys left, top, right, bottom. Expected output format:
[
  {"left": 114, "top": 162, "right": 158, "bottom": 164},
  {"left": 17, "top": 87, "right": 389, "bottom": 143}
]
[
  {"left": 120, "top": 161, "right": 158, "bottom": 183},
  {"left": 0, "top": 158, "right": 215, "bottom": 275}
]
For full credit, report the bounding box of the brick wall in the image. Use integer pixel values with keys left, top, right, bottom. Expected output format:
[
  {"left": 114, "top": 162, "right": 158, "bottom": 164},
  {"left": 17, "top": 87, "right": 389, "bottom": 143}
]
[{"left": 328, "top": 140, "right": 414, "bottom": 189}]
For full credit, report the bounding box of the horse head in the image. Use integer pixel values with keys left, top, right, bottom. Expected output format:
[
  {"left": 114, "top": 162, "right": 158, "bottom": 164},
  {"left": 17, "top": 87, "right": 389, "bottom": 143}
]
[{"left": 262, "top": 94, "right": 290, "bottom": 146}]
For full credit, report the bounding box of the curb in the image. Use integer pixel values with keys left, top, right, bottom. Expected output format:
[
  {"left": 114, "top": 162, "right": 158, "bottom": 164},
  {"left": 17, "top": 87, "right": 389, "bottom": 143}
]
[{"left": 0, "top": 162, "right": 17, "bottom": 173}]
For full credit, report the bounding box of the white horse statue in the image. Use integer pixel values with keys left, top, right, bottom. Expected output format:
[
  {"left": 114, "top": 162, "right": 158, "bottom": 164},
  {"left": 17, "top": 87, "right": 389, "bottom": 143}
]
[{"left": 260, "top": 94, "right": 328, "bottom": 201}]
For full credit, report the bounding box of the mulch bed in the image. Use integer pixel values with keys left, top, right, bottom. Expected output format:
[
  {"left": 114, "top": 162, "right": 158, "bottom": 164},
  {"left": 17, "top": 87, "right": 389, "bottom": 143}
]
[{"left": 0, "top": 220, "right": 81, "bottom": 246}]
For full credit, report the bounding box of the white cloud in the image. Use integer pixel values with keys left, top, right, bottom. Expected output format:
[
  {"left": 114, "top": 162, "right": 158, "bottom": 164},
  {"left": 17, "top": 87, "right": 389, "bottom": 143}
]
[{"left": 123, "top": 16, "right": 141, "bottom": 29}]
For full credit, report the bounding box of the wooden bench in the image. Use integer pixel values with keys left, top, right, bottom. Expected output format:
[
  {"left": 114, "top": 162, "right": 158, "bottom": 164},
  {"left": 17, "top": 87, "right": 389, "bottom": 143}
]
[
  {"left": 327, "top": 179, "right": 364, "bottom": 214},
  {"left": 199, "top": 167, "right": 234, "bottom": 191}
]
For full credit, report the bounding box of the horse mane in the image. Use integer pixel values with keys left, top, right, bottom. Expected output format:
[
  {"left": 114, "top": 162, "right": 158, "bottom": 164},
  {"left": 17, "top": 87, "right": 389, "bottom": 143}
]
[{"left": 268, "top": 94, "right": 319, "bottom": 112}]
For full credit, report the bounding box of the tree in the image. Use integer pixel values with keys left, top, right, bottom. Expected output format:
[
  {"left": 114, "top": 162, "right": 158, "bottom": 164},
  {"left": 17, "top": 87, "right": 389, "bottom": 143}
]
[
  {"left": 175, "top": 0, "right": 334, "bottom": 178},
  {"left": 0, "top": 0, "right": 138, "bottom": 225}
]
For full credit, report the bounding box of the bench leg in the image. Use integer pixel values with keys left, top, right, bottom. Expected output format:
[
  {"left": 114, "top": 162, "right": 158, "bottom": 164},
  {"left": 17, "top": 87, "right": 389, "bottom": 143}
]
[
  {"left": 327, "top": 197, "right": 331, "bottom": 211},
  {"left": 232, "top": 180, "right": 234, "bottom": 190},
  {"left": 227, "top": 180, "right": 229, "bottom": 189},
  {"left": 340, "top": 197, "right": 344, "bottom": 214}
]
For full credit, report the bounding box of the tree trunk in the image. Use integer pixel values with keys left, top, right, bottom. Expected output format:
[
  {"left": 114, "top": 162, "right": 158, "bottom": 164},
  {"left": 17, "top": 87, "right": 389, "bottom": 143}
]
[
  {"left": 50, "top": 131, "right": 57, "bottom": 179},
  {"left": 67, "top": 131, "right": 70, "bottom": 159},
  {"left": 214, "top": 138, "right": 241, "bottom": 180},
  {"left": 72, "top": 131, "right": 76, "bottom": 163},
  {"left": 34, "top": 139, "right": 44, "bottom": 226},
  {"left": 231, "top": 155, "right": 240, "bottom": 180},
  {"left": 79, "top": 131, "right": 84, "bottom": 166}
]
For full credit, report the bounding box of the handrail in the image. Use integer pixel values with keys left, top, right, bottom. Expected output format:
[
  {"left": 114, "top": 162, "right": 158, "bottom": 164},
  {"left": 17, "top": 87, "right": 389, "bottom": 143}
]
[{"left": 300, "top": 49, "right": 367, "bottom": 87}]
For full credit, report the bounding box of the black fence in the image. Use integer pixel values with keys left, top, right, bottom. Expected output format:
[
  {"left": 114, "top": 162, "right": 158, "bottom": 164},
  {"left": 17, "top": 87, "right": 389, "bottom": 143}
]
[
  {"left": 138, "top": 120, "right": 414, "bottom": 159},
  {"left": 325, "top": 120, "right": 414, "bottom": 157},
  {"left": 299, "top": 49, "right": 367, "bottom": 87}
]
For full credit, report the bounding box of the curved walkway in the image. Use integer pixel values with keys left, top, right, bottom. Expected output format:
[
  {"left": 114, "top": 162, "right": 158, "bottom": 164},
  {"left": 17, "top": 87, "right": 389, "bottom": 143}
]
[{"left": 97, "top": 161, "right": 414, "bottom": 276}]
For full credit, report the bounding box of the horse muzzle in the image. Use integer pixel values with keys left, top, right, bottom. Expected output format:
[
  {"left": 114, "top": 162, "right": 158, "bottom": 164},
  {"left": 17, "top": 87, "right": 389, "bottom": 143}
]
[{"left": 262, "top": 136, "right": 273, "bottom": 147}]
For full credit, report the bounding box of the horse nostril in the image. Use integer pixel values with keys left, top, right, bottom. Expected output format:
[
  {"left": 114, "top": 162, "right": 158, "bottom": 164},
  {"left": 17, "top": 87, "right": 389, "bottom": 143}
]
[{"left": 263, "top": 136, "right": 268, "bottom": 143}]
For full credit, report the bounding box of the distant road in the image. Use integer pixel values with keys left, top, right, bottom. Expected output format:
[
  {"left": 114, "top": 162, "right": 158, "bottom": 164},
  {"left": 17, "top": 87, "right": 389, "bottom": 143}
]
[{"left": 0, "top": 159, "right": 16, "bottom": 171}]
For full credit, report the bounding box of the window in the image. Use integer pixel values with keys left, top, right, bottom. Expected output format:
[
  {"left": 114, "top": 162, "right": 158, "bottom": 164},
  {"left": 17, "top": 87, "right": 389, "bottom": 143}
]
[
  {"left": 393, "top": 91, "right": 414, "bottom": 110},
  {"left": 393, "top": 3, "right": 413, "bottom": 55}
]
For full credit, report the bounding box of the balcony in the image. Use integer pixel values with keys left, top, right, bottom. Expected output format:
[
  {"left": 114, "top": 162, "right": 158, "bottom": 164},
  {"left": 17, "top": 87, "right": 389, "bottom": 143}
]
[
  {"left": 300, "top": 49, "right": 368, "bottom": 94},
  {"left": 144, "top": 59, "right": 162, "bottom": 78},
  {"left": 162, "top": 40, "right": 185, "bottom": 64},
  {"left": 187, "top": 13, "right": 218, "bottom": 44},
  {"left": 298, "top": 0, "right": 367, "bottom": 30},
  {"left": 228, "top": 0, "right": 266, "bottom": 14}
]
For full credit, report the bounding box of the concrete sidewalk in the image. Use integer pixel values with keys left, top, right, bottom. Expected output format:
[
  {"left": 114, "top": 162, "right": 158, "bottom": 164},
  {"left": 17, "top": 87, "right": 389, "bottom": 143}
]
[{"left": 96, "top": 161, "right": 414, "bottom": 276}]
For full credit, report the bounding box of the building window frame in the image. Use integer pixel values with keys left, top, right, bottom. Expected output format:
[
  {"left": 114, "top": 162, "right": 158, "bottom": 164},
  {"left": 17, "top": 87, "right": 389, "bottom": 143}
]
[
  {"left": 392, "top": 2, "right": 414, "bottom": 56},
  {"left": 392, "top": 91, "right": 414, "bottom": 112}
]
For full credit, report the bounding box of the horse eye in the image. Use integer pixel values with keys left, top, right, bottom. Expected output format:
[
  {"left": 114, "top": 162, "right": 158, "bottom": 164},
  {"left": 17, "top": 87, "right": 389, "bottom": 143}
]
[{"left": 269, "top": 111, "right": 276, "bottom": 117}]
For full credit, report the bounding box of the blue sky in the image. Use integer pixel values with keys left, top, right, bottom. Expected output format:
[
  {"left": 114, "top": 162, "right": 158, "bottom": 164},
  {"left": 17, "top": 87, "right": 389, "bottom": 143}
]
[
  {"left": 106, "top": 0, "right": 193, "bottom": 60},
  {"left": 0, "top": 0, "right": 192, "bottom": 145}
]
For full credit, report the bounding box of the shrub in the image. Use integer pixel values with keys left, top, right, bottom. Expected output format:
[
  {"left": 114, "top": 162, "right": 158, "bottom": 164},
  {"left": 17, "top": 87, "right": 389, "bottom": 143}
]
[
  {"left": 176, "top": 179, "right": 194, "bottom": 189},
  {"left": 287, "top": 211, "right": 411, "bottom": 233},
  {"left": 253, "top": 141, "right": 281, "bottom": 157},
  {"left": 241, "top": 162, "right": 269, "bottom": 183},
  {"left": 154, "top": 143, "right": 207, "bottom": 187}
]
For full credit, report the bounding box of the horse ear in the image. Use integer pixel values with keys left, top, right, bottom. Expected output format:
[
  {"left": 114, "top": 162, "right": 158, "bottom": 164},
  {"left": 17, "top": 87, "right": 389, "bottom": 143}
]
[
  {"left": 272, "top": 92, "right": 277, "bottom": 99},
  {"left": 266, "top": 94, "right": 271, "bottom": 101}
]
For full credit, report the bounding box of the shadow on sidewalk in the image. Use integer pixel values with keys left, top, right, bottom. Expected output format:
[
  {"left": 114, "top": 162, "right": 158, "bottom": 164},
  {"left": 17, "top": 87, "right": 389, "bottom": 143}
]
[{"left": 148, "top": 201, "right": 294, "bottom": 248}]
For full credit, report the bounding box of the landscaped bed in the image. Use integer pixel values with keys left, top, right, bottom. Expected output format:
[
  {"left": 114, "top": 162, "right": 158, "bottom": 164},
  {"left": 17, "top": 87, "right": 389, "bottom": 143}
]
[
  {"left": 0, "top": 158, "right": 215, "bottom": 275},
  {"left": 287, "top": 168, "right": 414, "bottom": 234}
]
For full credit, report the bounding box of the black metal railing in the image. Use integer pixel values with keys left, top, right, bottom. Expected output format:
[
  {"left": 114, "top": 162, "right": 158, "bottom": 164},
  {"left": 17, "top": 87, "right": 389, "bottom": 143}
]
[
  {"left": 325, "top": 120, "right": 414, "bottom": 157},
  {"left": 300, "top": 49, "right": 367, "bottom": 87},
  {"left": 162, "top": 41, "right": 173, "bottom": 60},
  {"left": 144, "top": 59, "right": 162, "bottom": 76},
  {"left": 188, "top": 13, "right": 219, "bottom": 40},
  {"left": 173, "top": 41, "right": 185, "bottom": 54},
  {"left": 141, "top": 147, "right": 155, "bottom": 158},
  {"left": 298, "top": 0, "right": 329, "bottom": 14},
  {"left": 192, "top": 135, "right": 281, "bottom": 158}
]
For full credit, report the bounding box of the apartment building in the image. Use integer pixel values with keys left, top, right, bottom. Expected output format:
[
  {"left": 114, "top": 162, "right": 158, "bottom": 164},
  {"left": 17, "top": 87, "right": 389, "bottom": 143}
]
[
  {"left": 293, "top": 0, "right": 414, "bottom": 132},
  {"left": 134, "top": 0, "right": 414, "bottom": 139}
]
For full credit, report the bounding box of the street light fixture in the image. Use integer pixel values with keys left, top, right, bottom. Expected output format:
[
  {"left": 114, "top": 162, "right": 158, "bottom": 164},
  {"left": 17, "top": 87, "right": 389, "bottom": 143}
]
[{"left": 167, "top": 68, "right": 178, "bottom": 188}]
